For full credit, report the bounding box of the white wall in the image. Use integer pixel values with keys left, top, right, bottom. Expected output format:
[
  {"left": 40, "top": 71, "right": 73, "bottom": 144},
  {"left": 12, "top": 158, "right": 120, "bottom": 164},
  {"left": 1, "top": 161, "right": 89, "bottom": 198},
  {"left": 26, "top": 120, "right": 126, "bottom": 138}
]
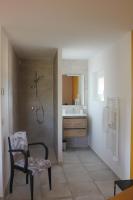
[
  {"left": 0, "top": 27, "right": 18, "bottom": 197},
  {"left": 1, "top": 26, "right": 10, "bottom": 194},
  {"left": 88, "top": 32, "right": 131, "bottom": 179},
  {"left": 0, "top": 26, "right": 4, "bottom": 198}
]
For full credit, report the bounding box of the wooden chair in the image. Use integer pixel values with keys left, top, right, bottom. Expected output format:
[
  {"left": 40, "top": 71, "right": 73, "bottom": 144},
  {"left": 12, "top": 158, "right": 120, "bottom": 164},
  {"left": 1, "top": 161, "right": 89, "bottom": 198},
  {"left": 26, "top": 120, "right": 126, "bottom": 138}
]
[{"left": 8, "top": 131, "right": 52, "bottom": 200}]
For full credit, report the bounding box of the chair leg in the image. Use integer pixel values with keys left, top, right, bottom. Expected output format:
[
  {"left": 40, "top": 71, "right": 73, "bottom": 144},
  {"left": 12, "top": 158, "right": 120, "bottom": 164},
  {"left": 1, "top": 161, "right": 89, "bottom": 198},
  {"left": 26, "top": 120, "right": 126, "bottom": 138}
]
[
  {"left": 26, "top": 173, "right": 29, "bottom": 184},
  {"left": 48, "top": 167, "right": 52, "bottom": 190},
  {"left": 30, "top": 175, "right": 34, "bottom": 200},
  {"left": 9, "top": 169, "right": 14, "bottom": 193},
  {"left": 114, "top": 182, "right": 116, "bottom": 196}
]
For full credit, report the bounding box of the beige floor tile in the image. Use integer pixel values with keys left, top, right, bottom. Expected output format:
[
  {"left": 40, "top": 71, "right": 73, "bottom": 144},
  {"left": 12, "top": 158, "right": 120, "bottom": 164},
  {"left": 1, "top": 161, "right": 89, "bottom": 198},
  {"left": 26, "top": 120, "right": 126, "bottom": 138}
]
[
  {"left": 89, "top": 169, "right": 117, "bottom": 181},
  {"left": 41, "top": 183, "right": 72, "bottom": 199},
  {"left": 84, "top": 162, "right": 108, "bottom": 172},
  {"left": 63, "top": 164, "right": 92, "bottom": 182},
  {"left": 76, "top": 149, "right": 95, "bottom": 157},
  {"left": 6, "top": 185, "right": 30, "bottom": 200},
  {"left": 78, "top": 153, "right": 103, "bottom": 164},
  {"left": 75, "top": 193, "right": 105, "bottom": 200},
  {"left": 95, "top": 180, "right": 121, "bottom": 199},
  {"left": 69, "top": 181, "right": 98, "bottom": 197},
  {"left": 63, "top": 152, "right": 81, "bottom": 164},
  {"left": 45, "top": 199, "right": 73, "bottom": 200},
  {"left": 55, "top": 199, "right": 73, "bottom": 200},
  {"left": 63, "top": 163, "right": 86, "bottom": 173}
]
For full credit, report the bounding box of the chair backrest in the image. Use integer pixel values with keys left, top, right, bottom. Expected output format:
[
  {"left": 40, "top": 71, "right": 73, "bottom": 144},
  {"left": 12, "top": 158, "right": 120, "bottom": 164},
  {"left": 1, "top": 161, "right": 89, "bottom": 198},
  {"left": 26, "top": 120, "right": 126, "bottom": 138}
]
[{"left": 8, "top": 131, "right": 28, "bottom": 156}]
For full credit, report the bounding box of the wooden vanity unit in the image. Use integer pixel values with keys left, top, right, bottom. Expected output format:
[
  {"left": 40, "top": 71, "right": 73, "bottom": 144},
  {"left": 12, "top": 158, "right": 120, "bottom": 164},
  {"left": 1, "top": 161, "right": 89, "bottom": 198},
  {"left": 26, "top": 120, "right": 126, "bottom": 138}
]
[{"left": 63, "top": 116, "right": 87, "bottom": 138}]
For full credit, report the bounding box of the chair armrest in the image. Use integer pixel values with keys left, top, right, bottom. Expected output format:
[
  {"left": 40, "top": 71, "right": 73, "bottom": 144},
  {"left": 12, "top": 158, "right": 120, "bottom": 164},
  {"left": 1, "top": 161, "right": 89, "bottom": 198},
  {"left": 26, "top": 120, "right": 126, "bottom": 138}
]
[
  {"left": 8, "top": 149, "right": 28, "bottom": 171},
  {"left": 28, "top": 142, "right": 48, "bottom": 159}
]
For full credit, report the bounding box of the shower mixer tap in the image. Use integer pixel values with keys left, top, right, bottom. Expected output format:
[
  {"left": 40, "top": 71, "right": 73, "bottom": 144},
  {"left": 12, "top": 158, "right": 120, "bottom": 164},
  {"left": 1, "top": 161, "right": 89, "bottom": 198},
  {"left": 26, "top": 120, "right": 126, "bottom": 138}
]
[
  {"left": 31, "top": 106, "right": 35, "bottom": 111},
  {"left": 32, "top": 106, "right": 41, "bottom": 111}
]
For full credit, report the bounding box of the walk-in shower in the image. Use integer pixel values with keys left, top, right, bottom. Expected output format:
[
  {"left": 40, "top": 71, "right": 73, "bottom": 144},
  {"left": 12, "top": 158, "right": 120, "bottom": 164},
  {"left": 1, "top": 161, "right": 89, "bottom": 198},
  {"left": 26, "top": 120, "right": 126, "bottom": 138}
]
[{"left": 31, "top": 72, "right": 45, "bottom": 124}]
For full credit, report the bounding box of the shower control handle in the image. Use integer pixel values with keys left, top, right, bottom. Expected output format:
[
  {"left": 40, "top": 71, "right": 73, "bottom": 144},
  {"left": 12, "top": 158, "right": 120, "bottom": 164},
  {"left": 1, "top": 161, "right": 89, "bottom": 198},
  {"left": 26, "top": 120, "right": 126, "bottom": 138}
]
[
  {"left": 32, "top": 106, "right": 35, "bottom": 111},
  {"left": 32, "top": 106, "right": 41, "bottom": 111}
]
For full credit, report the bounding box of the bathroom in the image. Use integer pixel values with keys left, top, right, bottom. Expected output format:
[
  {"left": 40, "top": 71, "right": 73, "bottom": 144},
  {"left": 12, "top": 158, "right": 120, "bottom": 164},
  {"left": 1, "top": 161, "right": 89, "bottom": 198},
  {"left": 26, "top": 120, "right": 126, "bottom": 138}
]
[
  {"left": 14, "top": 50, "right": 92, "bottom": 163},
  {"left": 17, "top": 56, "right": 101, "bottom": 156},
  {"left": 17, "top": 55, "right": 91, "bottom": 156}
]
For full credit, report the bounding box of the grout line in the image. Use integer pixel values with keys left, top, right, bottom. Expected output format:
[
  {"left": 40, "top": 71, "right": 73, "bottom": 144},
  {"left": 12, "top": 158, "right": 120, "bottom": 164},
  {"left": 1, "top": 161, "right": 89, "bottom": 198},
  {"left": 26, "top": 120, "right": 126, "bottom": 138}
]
[
  {"left": 61, "top": 161, "right": 75, "bottom": 200},
  {"left": 63, "top": 149, "right": 105, "bottom": 199},
  {"left": 63, "top": 149, "right": 115, "bottom": 200},
  {"left": 77, "top": 150, "right": 106, "bottom": 199}
]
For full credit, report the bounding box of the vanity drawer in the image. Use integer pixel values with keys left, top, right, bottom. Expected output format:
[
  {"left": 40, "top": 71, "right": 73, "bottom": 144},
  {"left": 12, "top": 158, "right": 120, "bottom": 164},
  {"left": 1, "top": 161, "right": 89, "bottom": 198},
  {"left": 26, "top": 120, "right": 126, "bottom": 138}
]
[
  {"left": 63, "top": 118, "right": 87, "bottom": 129},
  {"left": 64, "top": 129, "right": 87, "bottom": 138}
]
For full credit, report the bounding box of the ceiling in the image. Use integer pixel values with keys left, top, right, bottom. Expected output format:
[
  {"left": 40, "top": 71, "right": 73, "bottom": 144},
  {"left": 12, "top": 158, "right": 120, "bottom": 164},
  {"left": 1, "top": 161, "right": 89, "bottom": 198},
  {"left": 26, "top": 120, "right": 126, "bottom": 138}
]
[{"left": 0, "top": 0, "right": 133, "bottom": 59}]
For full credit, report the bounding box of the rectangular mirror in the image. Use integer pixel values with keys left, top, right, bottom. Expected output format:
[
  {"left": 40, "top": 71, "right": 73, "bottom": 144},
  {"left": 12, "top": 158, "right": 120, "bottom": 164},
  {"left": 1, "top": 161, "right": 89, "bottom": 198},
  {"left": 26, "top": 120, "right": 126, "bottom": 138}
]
[{"left": 62, "top": 74, "right": 85, "bottom": 105}]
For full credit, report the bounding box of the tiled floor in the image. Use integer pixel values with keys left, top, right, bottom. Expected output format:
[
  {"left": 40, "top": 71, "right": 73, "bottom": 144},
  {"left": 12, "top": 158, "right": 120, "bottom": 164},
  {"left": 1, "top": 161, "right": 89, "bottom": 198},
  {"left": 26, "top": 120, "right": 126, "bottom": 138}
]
[{"left": 5, "top": 148, "right": 120, "bottom": 200}]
